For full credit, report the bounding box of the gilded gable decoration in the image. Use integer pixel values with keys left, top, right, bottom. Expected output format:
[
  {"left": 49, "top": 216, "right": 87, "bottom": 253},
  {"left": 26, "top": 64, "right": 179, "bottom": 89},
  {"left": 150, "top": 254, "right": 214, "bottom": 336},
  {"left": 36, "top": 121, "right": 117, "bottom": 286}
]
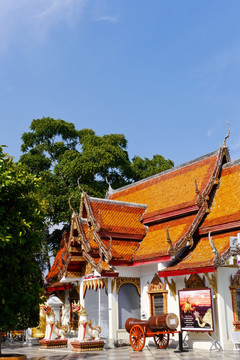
[
  {"left": 231, "top": 269, "right": 240, "bottom": 287},
  {"left": 116, "top": 277, "right": 141, "bottom": 296},
  {"left": 184, "top": 273, "right": 205, "bottom": 289},
  {"left": 83, "top": 278, "right": 108, "bottom": 298},
  {"left": 147, "top": 273, "right": 165, "bottom": 292},
  {"left": 164, "top": 277, "right": 176, "bottom": 300},
  {"left": 111, "top": 278, "right": 117, "bottom": 293},
  {"left": 205, "top": 273, "right": 218, "bottom": 297},
  {"left": 70, "top": 189, "right": 113, "bottom": 273}
]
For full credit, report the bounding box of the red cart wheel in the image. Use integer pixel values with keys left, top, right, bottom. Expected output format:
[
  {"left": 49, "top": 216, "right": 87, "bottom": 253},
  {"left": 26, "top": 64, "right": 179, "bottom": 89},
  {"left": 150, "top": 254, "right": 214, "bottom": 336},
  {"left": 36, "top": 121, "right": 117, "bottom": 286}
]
[
  {"left": 129, "top": 324, "right": 145, "bottom": 351},
  {"left": 154, "top": 333, "right": 169, "bottom": 349}
]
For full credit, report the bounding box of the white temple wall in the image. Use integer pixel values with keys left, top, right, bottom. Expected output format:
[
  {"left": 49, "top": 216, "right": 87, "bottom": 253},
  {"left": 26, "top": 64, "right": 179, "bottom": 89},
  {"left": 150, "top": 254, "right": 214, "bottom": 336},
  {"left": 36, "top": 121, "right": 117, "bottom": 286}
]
[
  {"left": 61, "top": 266, "right": 236, "bottom": 350},
  {"left": 217, "top": 267, "right": 235, "bottom": 350}
]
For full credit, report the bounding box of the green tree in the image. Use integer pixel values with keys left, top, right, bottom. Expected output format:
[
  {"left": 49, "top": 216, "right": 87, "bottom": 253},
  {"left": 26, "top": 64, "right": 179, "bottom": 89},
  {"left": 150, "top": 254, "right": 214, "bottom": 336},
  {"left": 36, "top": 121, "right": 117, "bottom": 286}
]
[
  {"left": 20, "top": 117, "right": 174, "bottom": 260},
  {"left": 131, "top": 154, "right": 174, "bottom": 181},
  {"left": 0, "top": 146, "right": 45, "bottom": 354}
]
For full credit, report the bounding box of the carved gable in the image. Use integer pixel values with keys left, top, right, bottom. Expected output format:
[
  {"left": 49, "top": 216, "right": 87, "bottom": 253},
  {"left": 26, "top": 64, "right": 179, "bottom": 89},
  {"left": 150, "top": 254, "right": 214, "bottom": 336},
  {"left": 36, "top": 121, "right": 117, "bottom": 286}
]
[
  {"left": 147, "top": 273, "right": 166, "bottom": 293},
  {"left": 184, "top": 273, "right": 205, "bottom": 289}
]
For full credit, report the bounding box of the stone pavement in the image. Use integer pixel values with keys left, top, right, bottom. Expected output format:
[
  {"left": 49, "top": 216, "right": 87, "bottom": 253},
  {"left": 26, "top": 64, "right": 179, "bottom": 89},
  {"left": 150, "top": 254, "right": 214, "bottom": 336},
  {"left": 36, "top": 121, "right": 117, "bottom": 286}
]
[{"left": 1, "top": 342, "right": 240, "bottom": 360}]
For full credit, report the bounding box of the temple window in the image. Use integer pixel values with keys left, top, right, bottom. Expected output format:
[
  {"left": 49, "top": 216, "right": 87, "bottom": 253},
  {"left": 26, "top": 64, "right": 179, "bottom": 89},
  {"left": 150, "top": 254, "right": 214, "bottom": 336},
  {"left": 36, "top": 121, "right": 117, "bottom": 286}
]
[
  {"left": 147, "top": 274, "right": 168, "bottom": 315},
  {"left": 230, "top": 269, "right": 240, "bottom": 331}
]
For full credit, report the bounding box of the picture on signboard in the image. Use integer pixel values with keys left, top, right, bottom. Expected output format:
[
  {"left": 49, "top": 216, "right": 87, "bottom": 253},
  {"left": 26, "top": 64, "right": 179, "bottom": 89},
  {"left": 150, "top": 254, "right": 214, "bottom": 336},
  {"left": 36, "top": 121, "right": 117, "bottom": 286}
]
[{"left": 178, "top": 288, "right": 214, "bottom": 332}]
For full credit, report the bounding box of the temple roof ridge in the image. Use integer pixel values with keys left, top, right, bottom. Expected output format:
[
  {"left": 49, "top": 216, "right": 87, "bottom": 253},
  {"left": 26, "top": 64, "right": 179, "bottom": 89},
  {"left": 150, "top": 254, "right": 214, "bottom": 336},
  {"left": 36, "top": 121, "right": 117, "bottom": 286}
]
[
  {"left": 222, "top": 157, "right": 240, "bottom": 169},
  {"left": 89, "top": 196, "right": 147, "bottom": 208},
  {"left": 108, "top": 149, "right": 219, "bottom": 196}
]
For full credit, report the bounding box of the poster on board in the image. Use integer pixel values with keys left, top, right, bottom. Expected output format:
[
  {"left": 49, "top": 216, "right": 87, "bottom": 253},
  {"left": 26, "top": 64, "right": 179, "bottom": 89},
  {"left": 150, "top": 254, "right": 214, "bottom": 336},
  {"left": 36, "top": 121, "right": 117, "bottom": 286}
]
[{"left": 178, "top": 288, "right": 214, "bottom": 332}]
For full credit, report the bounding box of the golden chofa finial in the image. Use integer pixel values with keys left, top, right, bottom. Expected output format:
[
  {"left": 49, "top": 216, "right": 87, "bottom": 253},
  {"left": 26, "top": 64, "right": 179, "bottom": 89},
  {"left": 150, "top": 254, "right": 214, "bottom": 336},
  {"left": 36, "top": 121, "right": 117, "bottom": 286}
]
[{"left": 223, "top": 121, "right": 230, "bottom": 147}]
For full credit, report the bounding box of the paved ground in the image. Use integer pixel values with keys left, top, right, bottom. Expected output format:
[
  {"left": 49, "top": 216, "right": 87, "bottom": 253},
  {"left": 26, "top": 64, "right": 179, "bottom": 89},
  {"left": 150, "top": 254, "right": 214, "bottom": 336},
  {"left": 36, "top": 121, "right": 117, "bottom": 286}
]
[{"left": 1, "top": 342, "right": 240, "bottom": 360}]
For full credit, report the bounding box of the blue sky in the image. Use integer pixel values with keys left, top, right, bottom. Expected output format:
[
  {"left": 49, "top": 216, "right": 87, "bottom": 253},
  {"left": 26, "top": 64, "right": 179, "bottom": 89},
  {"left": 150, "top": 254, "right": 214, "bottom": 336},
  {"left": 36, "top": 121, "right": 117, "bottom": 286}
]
[{"left": 1, "top": 0, "right": 240, "bottom": 167}]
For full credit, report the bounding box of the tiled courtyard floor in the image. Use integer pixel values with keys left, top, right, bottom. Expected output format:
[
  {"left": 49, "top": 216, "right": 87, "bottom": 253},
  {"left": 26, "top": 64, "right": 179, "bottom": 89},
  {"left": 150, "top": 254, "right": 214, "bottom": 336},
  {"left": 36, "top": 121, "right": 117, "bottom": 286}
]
[{"left": 1, "top": 342, "right": 240, "bottom": 360}]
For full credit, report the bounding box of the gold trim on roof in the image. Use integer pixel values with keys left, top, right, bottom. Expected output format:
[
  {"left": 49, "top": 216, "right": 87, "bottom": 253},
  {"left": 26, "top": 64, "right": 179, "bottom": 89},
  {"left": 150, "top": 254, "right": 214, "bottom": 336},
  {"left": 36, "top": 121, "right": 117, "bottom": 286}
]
[
  {"left": 116, "top": 277, "right": 141, "bottom": 296},
  {"left": 205, "top": 273, "right": 217, "bottom": 297},
  {"left": 164, "top": 277, "right": 176, "bottom": 300},
  {"left": 83, "top": 278, "right": 108, "bottom": 298},
  {"left": 111, "top": 278, "right": 117, "bottom": 293},
  {"left": 147, "top": 273, "right": 166, "bottom": 292},
  {"left": 184, "top": 273, "right": 205, "bottom": 289}
]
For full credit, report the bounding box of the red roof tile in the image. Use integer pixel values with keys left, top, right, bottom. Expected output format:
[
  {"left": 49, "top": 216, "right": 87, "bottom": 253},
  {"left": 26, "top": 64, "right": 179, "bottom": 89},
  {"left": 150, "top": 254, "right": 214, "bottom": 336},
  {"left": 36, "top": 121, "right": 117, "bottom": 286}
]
[
  {"left": 158, "top": 231, "right": 237, "bottom": 275},
  {"left": 46, "top": 233, "right": 69, "bottom": 282},
  {"left": 133, "top": 215, "right": 196, "bottom": 261},
  {"left": 110, "top": 152, "right": 219, "bottom": 221},
  {"left": 90, "top": 198, "right": 146, "bottom": 236},
  {"left": 200, "top": 161, "right": 240, "bottom": 229}
]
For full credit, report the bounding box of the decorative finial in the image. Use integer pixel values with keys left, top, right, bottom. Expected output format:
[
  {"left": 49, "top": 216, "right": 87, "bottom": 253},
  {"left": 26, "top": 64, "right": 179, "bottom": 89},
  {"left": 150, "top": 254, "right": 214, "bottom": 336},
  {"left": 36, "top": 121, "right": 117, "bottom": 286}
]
[
  {"left": 105, "top": 177, "right": 114, "bottom": 198},
  {"left": 68, "top": 195, "right": 74, "bottom": 212},
  {"left": 208, "top": 232, "right": 220, "bottom": 264},
  {"left": 223, "top": 121, "right": 230, "bottom": 147},
  {"left": 77, "top": 176, "right": 84, "bottom": 193}
]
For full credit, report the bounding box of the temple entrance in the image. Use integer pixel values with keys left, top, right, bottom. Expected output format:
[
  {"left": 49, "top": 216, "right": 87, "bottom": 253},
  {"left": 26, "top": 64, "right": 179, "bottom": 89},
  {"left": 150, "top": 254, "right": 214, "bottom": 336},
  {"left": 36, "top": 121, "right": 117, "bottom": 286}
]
[
  {"left": 118, "top": 283, "right": 140, "bottom": 329},
  {"left": 84, "top": 287, "right": 109, "bottom": 338}
]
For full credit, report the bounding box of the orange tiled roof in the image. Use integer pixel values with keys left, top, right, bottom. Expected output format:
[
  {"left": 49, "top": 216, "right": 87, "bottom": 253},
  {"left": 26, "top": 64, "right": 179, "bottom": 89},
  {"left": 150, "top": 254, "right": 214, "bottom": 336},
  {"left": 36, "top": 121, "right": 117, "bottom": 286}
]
[
  {"left": 200, "top": 160, "right": 240, "bottom": 229},
  {"left": 79, "top": 222, "right": 140, "bottom": 262},
  {"left": 109, "top": 152, "right": 219, "bottom": 220},
  {"left": 159, "top": 231, "right": 236, "bottom": 275},
  {"left": 46, "top": 247, "right": 67, "bottom": 282},
  {"left": 106, "top": 239, "right": 140, "bottom": 262},
  {"left": 133, "top": 215, "right": 196, "bottom": 261},
  {"left": 90, "top": 198, "right": 146, "bottom": 236}
]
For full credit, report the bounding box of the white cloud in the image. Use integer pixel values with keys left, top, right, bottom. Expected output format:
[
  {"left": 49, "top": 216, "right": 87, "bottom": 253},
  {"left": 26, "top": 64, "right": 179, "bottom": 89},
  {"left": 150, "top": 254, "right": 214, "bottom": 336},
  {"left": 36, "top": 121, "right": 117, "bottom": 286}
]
[
  {"left": 0, "top": 0, "right": 89, "bottom": 51},
  {"left": 97, "top": 16, "right": 118, "bottom": 23}
]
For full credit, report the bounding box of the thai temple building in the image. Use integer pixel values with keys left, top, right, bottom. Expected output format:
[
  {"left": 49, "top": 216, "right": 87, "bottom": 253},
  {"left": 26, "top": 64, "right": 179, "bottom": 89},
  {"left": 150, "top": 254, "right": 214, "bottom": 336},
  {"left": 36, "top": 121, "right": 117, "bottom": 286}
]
[{"left": 45, "top": 136, "right": 240, "bottom": 350}]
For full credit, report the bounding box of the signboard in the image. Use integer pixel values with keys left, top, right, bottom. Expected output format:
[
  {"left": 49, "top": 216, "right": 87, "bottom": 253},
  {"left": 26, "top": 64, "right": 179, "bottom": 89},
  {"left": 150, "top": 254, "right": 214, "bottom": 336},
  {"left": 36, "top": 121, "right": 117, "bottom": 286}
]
[{"left": 178, "top": 288, "right": 214, "bottom": 332}]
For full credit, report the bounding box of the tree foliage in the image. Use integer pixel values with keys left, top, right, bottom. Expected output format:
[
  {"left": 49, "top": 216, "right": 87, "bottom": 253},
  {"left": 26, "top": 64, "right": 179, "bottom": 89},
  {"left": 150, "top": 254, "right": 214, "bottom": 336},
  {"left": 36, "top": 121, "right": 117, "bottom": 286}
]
[
  {"left": 0, "top": 146, "right": 45, "bottom": 333},
  {"left": 20, "top": 117, "right": 174, "bottom": 258},
  {"left": 131, "top": 154, "right": 174, "bottom": 181}
]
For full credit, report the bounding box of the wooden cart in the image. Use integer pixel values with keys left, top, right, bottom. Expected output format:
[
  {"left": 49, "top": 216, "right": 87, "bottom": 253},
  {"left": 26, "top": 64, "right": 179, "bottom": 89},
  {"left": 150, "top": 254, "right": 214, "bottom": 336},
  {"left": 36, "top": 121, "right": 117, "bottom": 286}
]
[{"left": 125, "top": 313, "right": 179, "bottom": 351}]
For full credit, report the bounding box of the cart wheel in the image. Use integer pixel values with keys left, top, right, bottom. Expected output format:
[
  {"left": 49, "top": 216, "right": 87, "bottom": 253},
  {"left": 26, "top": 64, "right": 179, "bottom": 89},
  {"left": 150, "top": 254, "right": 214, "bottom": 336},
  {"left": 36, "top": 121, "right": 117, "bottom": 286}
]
[
  {"left": 154, "top": 333, "right": 169, "bottom": 349},
  {"left": 129, "top": 325, "right": 145, "bottom": 351}
]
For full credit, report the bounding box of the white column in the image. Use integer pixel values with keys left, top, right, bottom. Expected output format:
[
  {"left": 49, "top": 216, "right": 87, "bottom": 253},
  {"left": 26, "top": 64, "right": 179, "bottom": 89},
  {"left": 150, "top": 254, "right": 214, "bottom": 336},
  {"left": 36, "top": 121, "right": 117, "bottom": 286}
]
[{"left": 108, "top": 278, "right": 113, "bottom": 339}]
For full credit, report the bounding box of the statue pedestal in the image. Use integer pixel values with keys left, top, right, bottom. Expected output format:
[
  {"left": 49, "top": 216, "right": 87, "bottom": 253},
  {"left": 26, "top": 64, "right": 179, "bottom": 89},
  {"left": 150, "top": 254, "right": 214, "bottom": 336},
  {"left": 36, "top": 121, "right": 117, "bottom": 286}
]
[
  {"left": 39, "top": 339, "right": 68, "bottom": 349},
  {"left": 71, "top": 340, "right": 104, "bottom": 352}
]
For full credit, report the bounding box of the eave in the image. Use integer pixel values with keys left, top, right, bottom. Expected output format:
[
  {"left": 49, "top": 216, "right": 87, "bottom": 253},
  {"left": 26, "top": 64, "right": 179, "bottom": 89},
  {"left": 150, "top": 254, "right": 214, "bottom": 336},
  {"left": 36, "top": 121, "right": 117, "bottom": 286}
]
[
  {"left": 45, "top": 282, "right": 73, "bottom": 293},
  {"left": 158, "top": 266, "right": 217, "bottom": 278},
  {"left": 142, "top": 204, "right": 199, "bottom": 225},
  {"left": 99, "top": 230, "right": 144, "bottom": 241},
  {"left": 197, "top": 220, "right": 240, "bottom": 236},
  {"left": 111, "top": 255, "right": 171, "bottom": 267}
]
